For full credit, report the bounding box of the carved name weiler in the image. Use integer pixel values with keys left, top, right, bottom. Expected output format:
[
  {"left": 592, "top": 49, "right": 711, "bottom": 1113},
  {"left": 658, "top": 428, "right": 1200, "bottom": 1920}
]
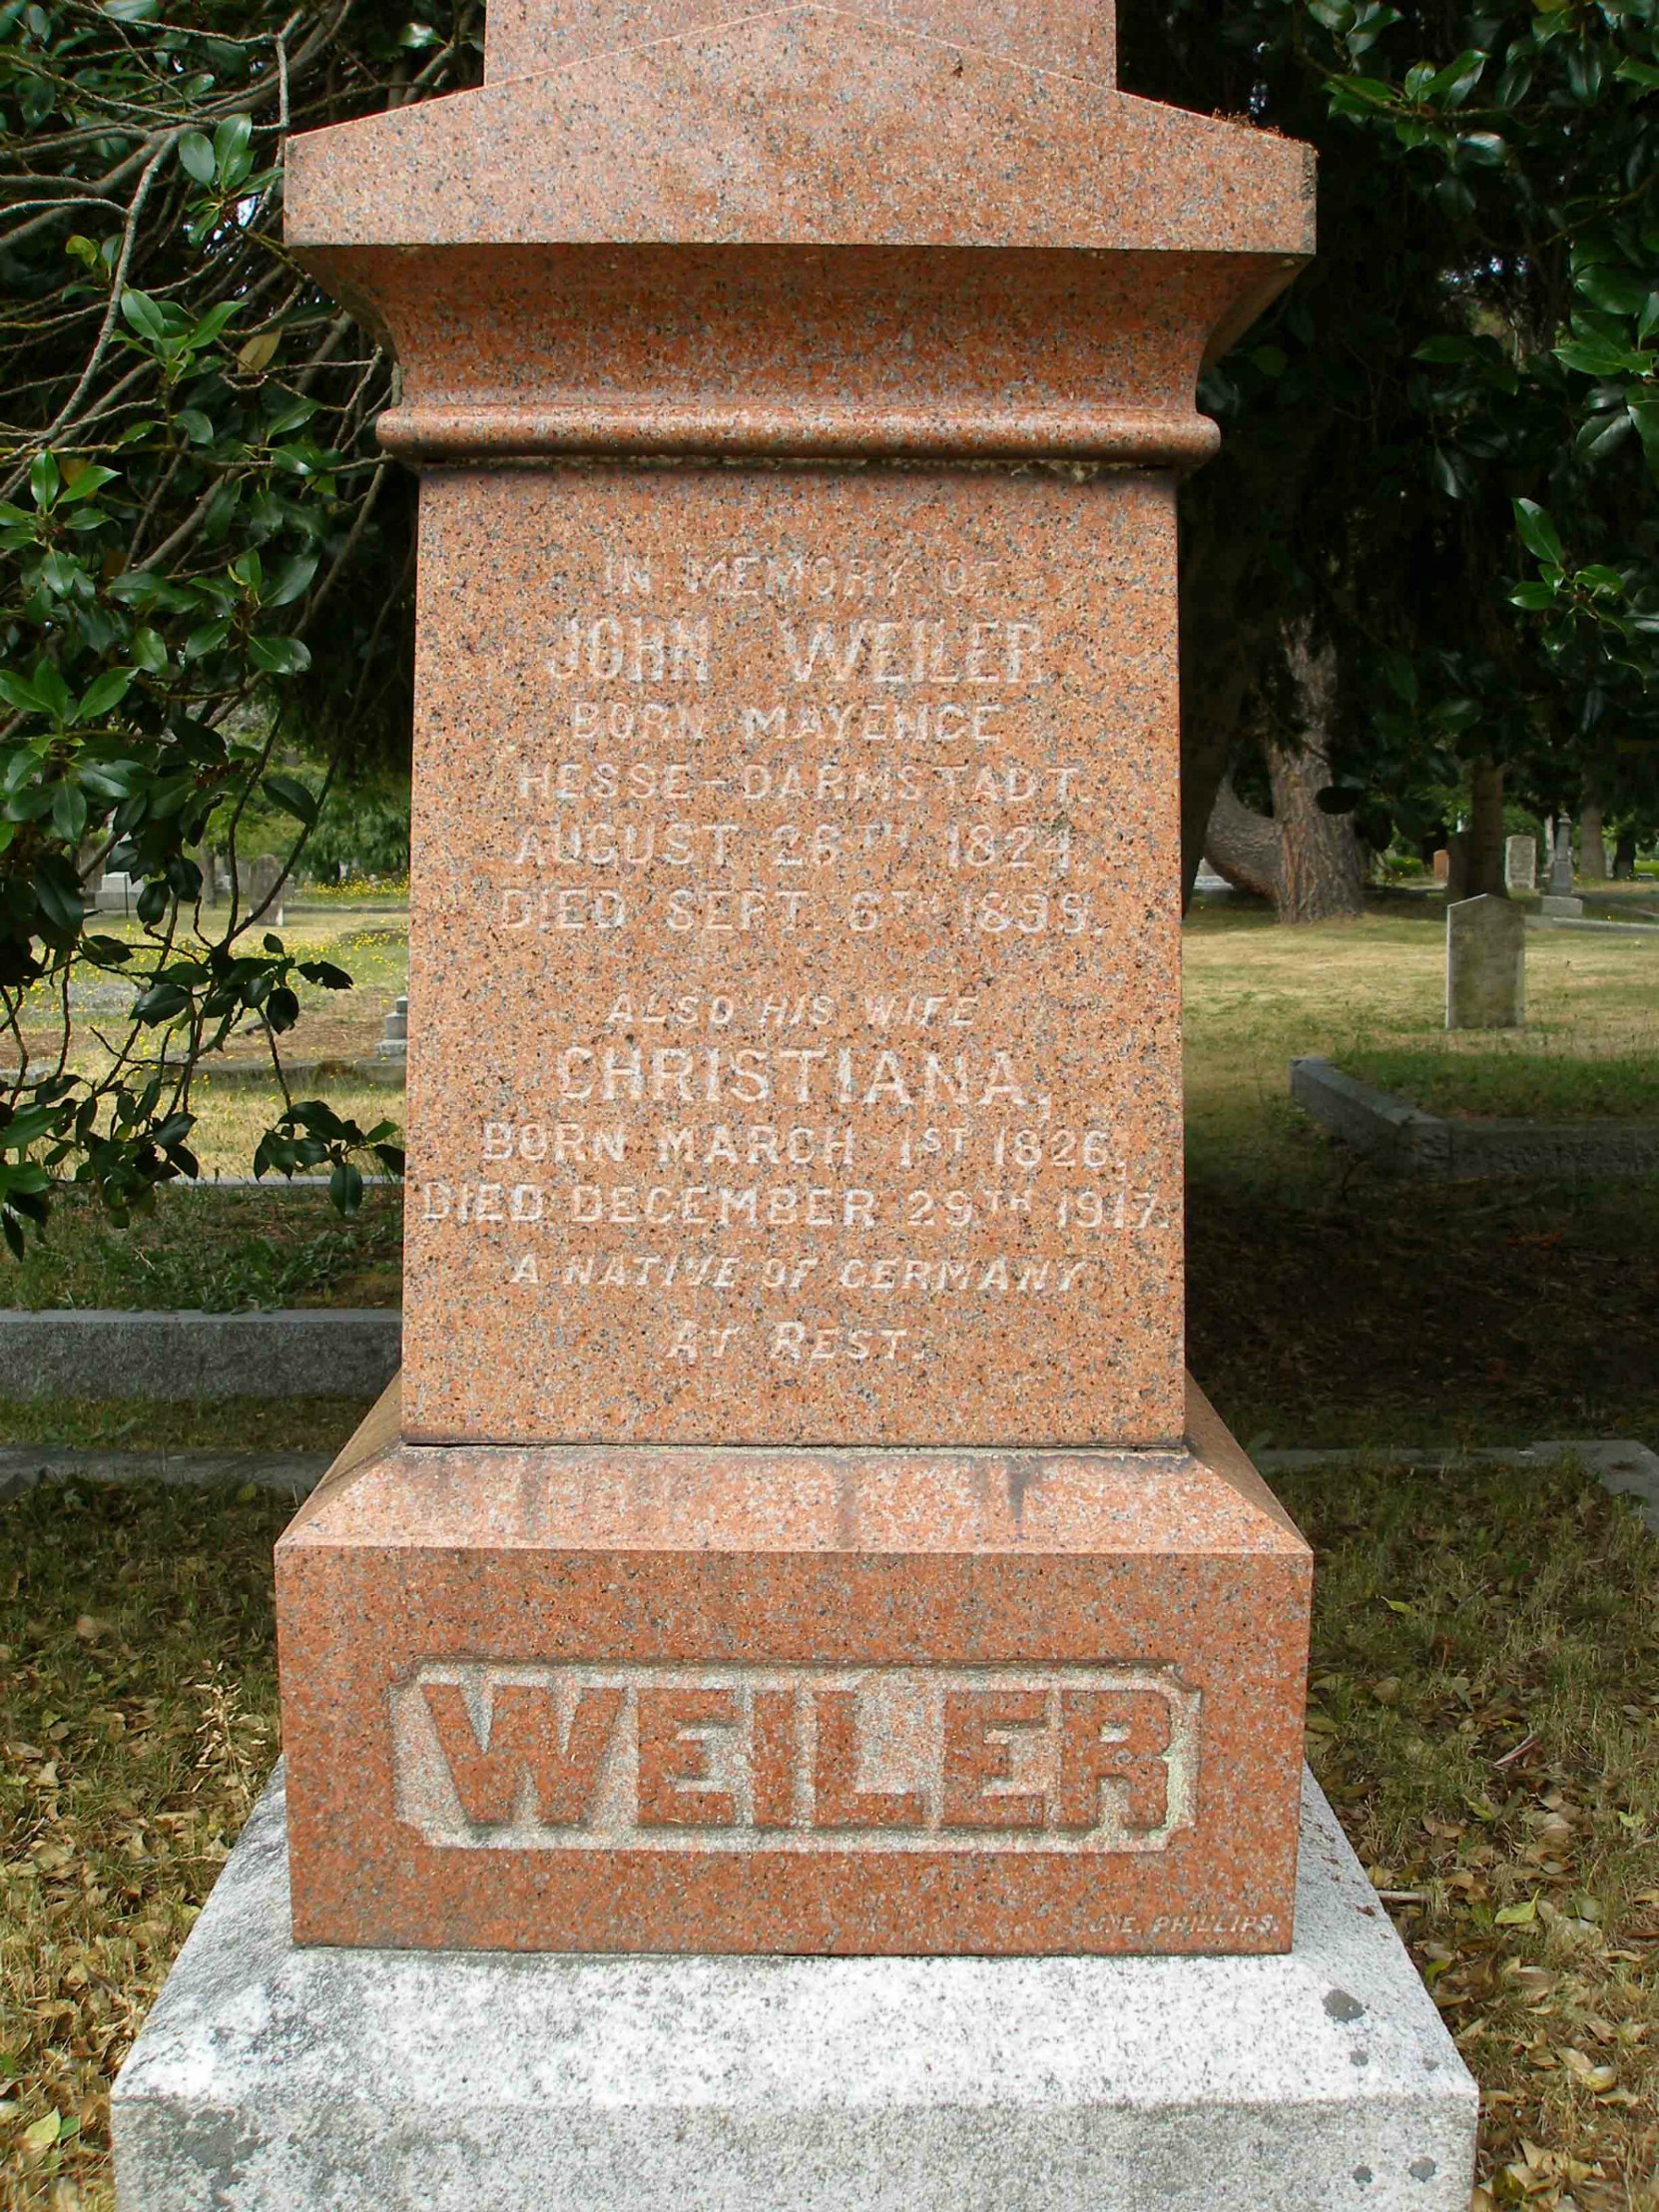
[{"left": 392, "top": 1662, "right": 1200, "bottom": 1854}]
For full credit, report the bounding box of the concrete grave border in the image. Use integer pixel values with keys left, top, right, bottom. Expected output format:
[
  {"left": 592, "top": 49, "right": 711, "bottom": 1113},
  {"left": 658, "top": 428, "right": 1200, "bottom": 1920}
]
[
  {"left": 1290, "top": 1056, "right": 1659, "bottom": 1181},
  {"left": 0, "top": 1307, "right": 399, "bottom": 1402}
]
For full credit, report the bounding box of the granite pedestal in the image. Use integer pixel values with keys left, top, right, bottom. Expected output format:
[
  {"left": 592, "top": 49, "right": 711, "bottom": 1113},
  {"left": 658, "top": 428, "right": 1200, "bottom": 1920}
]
[{"left": 113, "top": 1765, "right": 1476, "bottom": 2212}]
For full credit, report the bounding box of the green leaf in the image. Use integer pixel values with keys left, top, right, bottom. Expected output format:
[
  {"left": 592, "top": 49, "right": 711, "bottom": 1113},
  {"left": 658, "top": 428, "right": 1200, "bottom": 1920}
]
[
  {"left": 132, "top": 980, "right": 192, "bottom": 1022},
  {"left": 248, "top": 636, "right": 311, "bottom": 677},
  {"left": 1429, "top": 445, "right": 1474, "bottom": 499},
  {"left": 131, "top": 626, "right": 168, "bottom": 675},
  {"left": 1509, "top": 580, "right": 1557, "bottom": 610},
  {"left": 1575, "top": 265, "right": 1650, "bottom": 317},
  {"left": 190, "top": 299, "right": 241, "bottom": 350},
  {"left": 330, "top": 1158, "right": 365, "bottom": 1214},
  {"left": 178, "top": 131, "right": 216, "bottom": 185},
  {"left": 174, "top": 407, "right": 215, "bottom": 445},
  {"left": 29, "top": 449, "right": 60, "bottom": 509},
  {"left": 263, "top": 394, "right": 319, "bottom": 438},
  {"left": 1427, "top": 48, "right": 1486, "bottom": 106},
  {"left": 50, "top": 781, "right": 87, "bottom": 843},
  {"left": 0, "top": 667, "right": 49, "bottom": 715},
  {"left": 76, "top": 667, "right": 134, "bottom": 721},
  {"left": 58, "top": 462, "right": 118, "bottom": 504},
  {"left": 263, "top": 772, "right": 317, "bottom": 826},
  {"left": 120, "top": 288, "right": 168, "bottom": 343},
  {"left": 213, "top": 112, "right": 254, "bottom": 188},
  {"left": 183, "top": 619, "right": 231, "bottom": 660},
  {"left": 297, "top": 959, "right": 352, "bottom": 990},
  {"left": 30, "top": 661, "right": 73, "bottom": 725},
  {"left": 1556, "top": 336, "right": 1642, "bottom": 378},
  {"left": 1514, "top": 497, "right": 1564, "bottom": 566},
  {"left": 33, "top": 855, "right": 86, "bottom": 937},
  {"left": 265, "top": 554, "right": 317, "bottom": 608}
]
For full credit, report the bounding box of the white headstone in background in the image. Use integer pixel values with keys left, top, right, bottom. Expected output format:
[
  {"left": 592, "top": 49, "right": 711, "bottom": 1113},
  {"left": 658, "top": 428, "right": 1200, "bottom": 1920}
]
[
  {"left": 1446, "top": 893, "right": 1525, "bottom": 1030},
  {"left": 1503, "top": 834, "right": 1537, "bottom": 893},
  {"left": 239, "top": 853, "right": 285, "bottom": 926}
]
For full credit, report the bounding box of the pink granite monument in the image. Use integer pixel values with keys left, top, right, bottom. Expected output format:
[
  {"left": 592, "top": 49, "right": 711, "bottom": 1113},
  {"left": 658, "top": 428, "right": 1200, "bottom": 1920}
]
[{"left": 274, "top": 0, "right": 1319, "bottom": 1956}]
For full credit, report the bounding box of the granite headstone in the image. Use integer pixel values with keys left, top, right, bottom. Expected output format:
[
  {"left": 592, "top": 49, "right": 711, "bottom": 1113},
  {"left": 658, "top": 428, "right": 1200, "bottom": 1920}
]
[
  {"left": 1541, "top": 818, "right": 1584, "bottom": 917},
  {"left": 115, "top": 7, "right": 1477, "bottom": 2204}
]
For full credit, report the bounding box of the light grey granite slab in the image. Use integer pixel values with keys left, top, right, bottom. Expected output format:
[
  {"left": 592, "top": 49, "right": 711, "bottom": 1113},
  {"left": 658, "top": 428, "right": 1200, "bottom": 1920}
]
[
  {"left": 113, "top": 1766, "right": 1476, "bottom": 2210},
  {"left": 0, "top": 1307, "right": 398, "bottom": 1400}
]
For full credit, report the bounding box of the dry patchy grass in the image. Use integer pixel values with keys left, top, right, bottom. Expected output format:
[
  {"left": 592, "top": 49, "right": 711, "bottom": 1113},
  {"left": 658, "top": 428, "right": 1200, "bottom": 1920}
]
[
  {"left": 1183, "top": 899, "right": 1659, "bottom": 1177},
  {"left": 1, "top": 1481, "right": 293, "bottom": 2212},
  {"left": 1284, "top": 1454, "right": 1659, "bottom": 2211}
]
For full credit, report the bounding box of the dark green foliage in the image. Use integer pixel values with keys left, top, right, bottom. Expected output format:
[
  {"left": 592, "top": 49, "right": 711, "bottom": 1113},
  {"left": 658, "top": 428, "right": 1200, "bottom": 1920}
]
[
  {"left": 0, "top": 1, "right": 481, "bottom": 1244},
  {"left": 1123, "top": 0, "right": 1659, "bottom": 848}
]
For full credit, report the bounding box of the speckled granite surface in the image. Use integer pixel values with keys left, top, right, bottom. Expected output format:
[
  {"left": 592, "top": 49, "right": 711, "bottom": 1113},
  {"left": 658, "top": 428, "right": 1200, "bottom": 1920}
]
[{"left": 255, "top": 0, "right": 1332, "bottom": 1976}]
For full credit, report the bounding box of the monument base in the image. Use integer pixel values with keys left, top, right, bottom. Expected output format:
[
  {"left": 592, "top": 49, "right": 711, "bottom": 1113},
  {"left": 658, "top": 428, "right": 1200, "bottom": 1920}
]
[
  {"left": 1539, "top": 892, "right": 1585, "bottom": 916},
  {"left": 276, "top": 1381, "right": 1312, "bottom": 1956},
  {"left": 113, "top": 1766, "right": 1477, "bottom": 2212}
]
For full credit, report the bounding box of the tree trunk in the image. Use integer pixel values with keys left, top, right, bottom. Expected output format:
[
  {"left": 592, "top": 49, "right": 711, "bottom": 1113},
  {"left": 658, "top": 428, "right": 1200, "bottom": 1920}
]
[
  {"left": 1579, "top": 802, "right": 1609, "bottom": 882},
  {"left": 1614, "top": 827, "right": 1637, "bottom": 880},
  {"left": 1202, "top": 646, "right": 1366, "bottom": 923},
  {"left": 1204, "top": 745, "right": 1366, "bottom": 923},
  {"left": 1456, "top": 758, "right": 1507, "bottom": 898},
  {"left": 1177, "top": 522, "right": 1256, "bottom": 909},
  {"left": 1266, "top": 736, "right": 1367, "bottom": 921},
  {"left": 1204, "top": 777, "right": 1283, "bottom": 900}
]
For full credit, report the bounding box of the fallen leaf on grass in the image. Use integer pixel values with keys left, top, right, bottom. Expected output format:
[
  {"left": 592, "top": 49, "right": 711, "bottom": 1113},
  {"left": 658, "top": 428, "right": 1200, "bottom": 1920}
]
[{"left": 22, "top": 2110, "right": 61, "bottom": 2154}]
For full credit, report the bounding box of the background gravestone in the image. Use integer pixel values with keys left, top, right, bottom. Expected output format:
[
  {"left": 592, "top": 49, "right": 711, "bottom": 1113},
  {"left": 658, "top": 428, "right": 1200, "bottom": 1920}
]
[
  {"left": 237, "top": 852, "right": 285, "bottom": 925},
  {"left": 1540, "top": 817, "right": 1584, "bottom": 916},
  {"left": 1504, "top": 833, "right": 1537, "bottom": 893},
  {"left": 1446, "top": 892, "right": 1525, "bottom": 1030}
]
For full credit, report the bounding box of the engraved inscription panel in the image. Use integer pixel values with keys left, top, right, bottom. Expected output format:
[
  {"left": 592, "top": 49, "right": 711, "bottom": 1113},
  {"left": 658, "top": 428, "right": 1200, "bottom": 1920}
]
[
  {"left": 403, "top": 467, "right": 1183, "bottom": 1443},
  {"left": 392, "top": 1662, "right": 1200, "bottom": 1855}
]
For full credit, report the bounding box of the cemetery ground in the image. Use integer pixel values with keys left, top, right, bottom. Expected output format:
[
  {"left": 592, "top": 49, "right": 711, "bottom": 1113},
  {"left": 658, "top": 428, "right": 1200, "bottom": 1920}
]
[{"left": 3, "top": 895, "right": 1658, "bottom": 2208}]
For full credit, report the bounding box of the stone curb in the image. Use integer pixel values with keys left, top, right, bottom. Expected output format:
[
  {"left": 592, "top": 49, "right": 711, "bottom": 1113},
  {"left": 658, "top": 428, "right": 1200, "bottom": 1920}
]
[
  {"left": 0, "top": 1449, "right": 329, "bottom": 1503},
  {"left": 1256, "top": 1438, "right": 1659, "bottom": 1538},
  {"left": 0, "top": 1308, "right": 400, "bottom": 1402},
  {"left": 187, "top": 1057, "right": 405, "bottom": 1088},
  {"left": 1290, "top": 1055, "right": 1659, "bottom": 1181},
  {"left": 1525, "top": 914, "right": 1659, "bottom": 938}
]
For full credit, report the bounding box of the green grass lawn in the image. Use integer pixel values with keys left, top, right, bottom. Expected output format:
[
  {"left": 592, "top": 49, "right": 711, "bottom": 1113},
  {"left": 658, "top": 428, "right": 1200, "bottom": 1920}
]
[
  {"left": 1, "top": 1185, "right": 400, "bottom": 1315},
  {"left": 1343, "top": 1045, "right": 1659, "bottom": 1122},
  {"left": 1182, "top": 901, "right": 1659, "bottom": 1450}
]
